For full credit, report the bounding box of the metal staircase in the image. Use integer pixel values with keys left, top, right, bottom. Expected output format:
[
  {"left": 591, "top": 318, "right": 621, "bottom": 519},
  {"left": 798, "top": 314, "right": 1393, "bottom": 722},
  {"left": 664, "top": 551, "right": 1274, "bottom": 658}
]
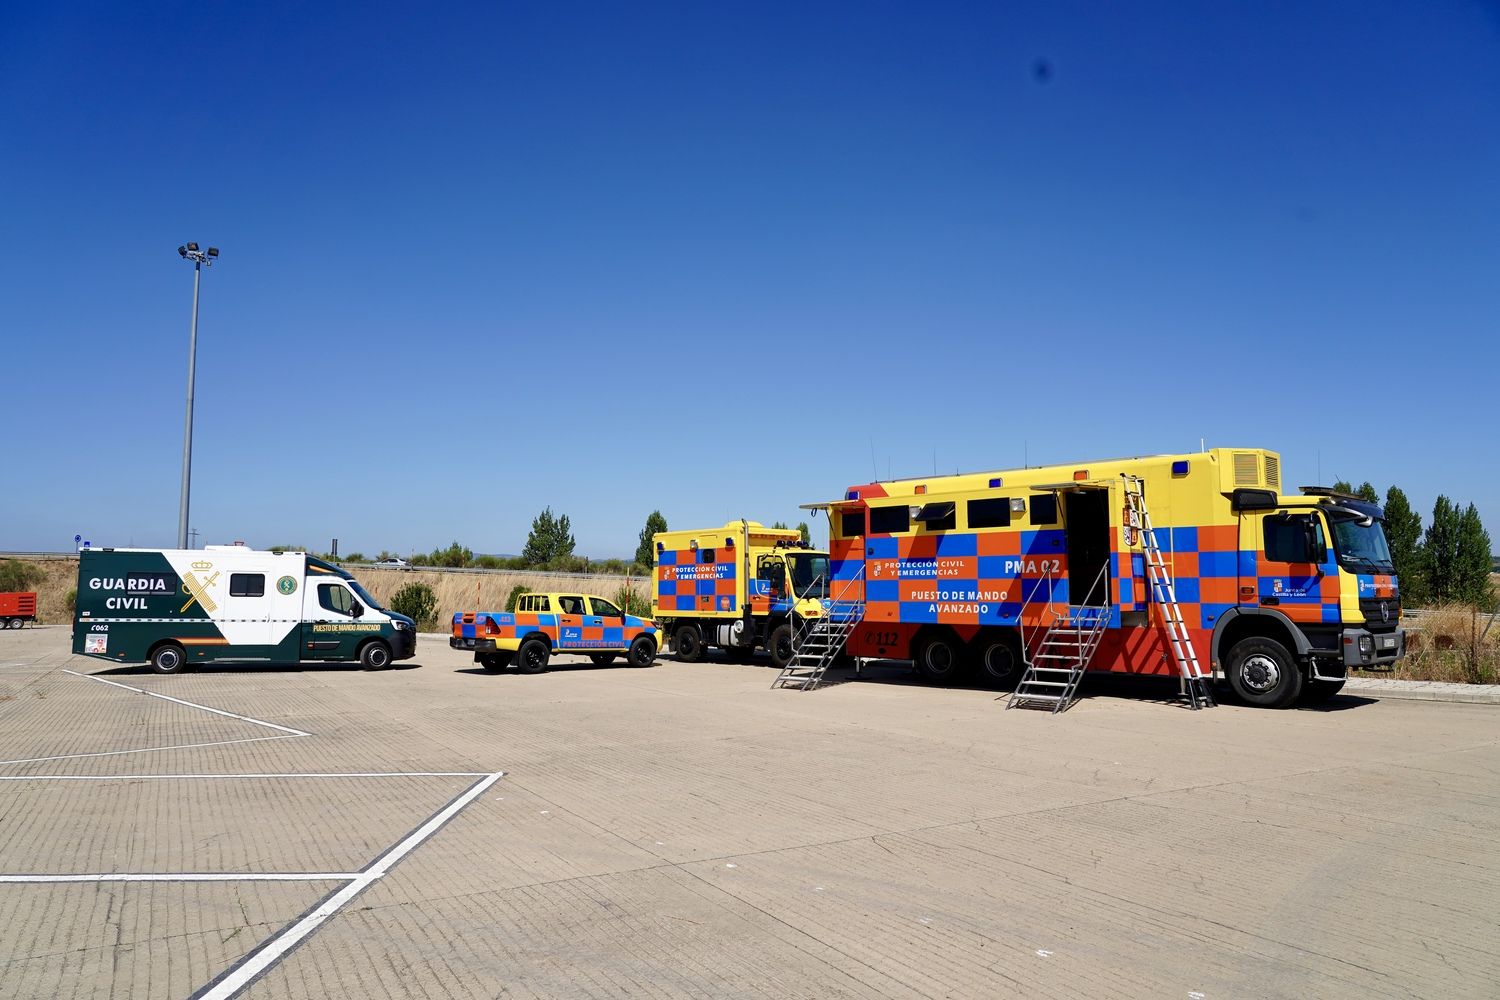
[
  {"left": 1123, "top": 477, "right": 1215, "bottom": 710},
  {"left": 772, "top": 564, "right": 865, "bottom": 691},
  {"left": 1008, "top": 562, "right": 1111, "bottom": 714}
]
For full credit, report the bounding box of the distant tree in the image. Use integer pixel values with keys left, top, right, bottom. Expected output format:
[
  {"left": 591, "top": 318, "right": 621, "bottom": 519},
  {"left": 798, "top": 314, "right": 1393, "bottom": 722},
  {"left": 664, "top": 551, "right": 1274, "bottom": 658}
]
[
  {"left": 1332, "top": 480, "right": 1355, "bottom": 495},
  {"left": 389, "top": 582, "right": 439, "bottom": 630},
  {"left": 1355, "top": 482, "right": 1380, "bottom": 503},
  {"left": 522, "top": 507, "right": 575, "bottom": 566},
  {"left": 1382, "top": 487, "right": 1426, "bottom": 606},
  {"left": 504, "top": 585, "right": 532, "bottom": 612},
  {"left": 343, "top": 552, "right": 366, "bottom": 563},
  {"left": 429, "top": 541, "right": 473, "bottom": 568},
  {"left": 635, "top": 511, "right": 667, "bottom": 568},
  {"left": 1424, "top": 497, "right": 1460, "bottom": 603},
  {"left": 771, "top": 521, "right": 790, "bottom": 530},
  {"left": 797, "top": 521, "right": 812, "bottom": 547},
  {"left": 1455, "top": 503, "right": 1494, "bottom": 610}
]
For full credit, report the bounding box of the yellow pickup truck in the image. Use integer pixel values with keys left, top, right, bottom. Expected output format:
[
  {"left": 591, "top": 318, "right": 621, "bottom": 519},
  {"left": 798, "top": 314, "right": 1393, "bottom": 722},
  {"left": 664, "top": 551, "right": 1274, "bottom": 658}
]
[{"left": 450, "top": 592, "right": 659, "bottom": 673}]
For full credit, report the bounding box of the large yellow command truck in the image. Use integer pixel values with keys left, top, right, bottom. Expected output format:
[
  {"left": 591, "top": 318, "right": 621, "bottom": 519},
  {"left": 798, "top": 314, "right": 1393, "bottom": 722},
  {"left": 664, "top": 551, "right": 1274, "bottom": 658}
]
[
  {"left": 653, "top": 520, "right": 830, "bottom": 667},
  {"left": 807, "top": 447, "right": 1403, "bottom": 708}
]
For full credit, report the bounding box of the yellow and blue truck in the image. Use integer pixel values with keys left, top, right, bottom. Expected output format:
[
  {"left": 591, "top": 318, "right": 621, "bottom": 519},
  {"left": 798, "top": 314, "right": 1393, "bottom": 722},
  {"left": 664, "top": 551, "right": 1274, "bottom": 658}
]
[
  {"left": 72, "top": 546, "right": 416, "bottom": 673},
  {"left": 652, "top": 520, "right": 831, "bottom": 667},
  {"left": 808, "top": 447, "right": 1403, "bottom": 707}
]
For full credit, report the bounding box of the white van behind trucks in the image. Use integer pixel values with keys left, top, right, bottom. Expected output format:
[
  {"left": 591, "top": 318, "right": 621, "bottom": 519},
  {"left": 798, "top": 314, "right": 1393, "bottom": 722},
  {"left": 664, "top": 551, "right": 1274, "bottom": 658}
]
[{"left": 73, "top": 546, "right": 417, "bottom": 673}]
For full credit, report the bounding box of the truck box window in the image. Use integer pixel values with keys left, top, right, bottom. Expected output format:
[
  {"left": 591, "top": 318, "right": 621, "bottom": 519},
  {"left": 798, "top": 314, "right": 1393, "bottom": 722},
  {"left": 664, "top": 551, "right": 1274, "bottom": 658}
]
[
  {"left": 869, "top": 505, "right": 911, "bottom": 534},
  {"left": 967, "top": 498, "right": 1012, "bottom": 529},
  {"left": 1030, "top": 494, "right": 1059, "bottom": 525},
  {"left": 229, "top": 573, "right": 265, "bottom": 597},
  {"left": 840, "top": 511, "right": 865, "bottom": 537}
]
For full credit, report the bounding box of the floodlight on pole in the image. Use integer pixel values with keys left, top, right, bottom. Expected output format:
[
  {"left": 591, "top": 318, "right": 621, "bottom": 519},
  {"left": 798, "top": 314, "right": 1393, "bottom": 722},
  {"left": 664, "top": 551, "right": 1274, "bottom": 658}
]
[{"left": 177, "top": 242, "right": 219, "bottom": 549}]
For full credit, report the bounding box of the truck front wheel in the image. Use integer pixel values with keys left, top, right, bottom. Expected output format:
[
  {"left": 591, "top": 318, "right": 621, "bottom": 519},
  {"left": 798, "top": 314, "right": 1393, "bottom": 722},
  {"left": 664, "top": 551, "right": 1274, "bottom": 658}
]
[
  {"left": 674, "top": 625, "right": 705, "bottom": 662},
  {"left": 150, "top": 643, "right": 188, "bottom": 675},
  {"left": 1226, "top": 636, "right": 1303, "bottom": 708},
  {"left": 768, "top": 624, "right": 794, "bottom": 669}
]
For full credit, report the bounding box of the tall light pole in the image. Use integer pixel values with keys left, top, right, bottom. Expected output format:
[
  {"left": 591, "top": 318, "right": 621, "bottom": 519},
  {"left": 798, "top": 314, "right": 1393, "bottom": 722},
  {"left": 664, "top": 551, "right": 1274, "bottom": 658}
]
[{"left": 176, "top": 242, "right": 219, "bottom": 549}]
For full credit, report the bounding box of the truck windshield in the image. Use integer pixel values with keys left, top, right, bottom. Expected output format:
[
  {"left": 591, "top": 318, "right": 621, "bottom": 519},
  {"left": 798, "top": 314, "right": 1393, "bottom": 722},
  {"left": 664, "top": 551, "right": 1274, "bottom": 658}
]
[
  {"left": 347, "top": 580, "right": 386, "bottom": 612},
  {"left": 1330, "top": 516, "right": 1395, "bottom": 573},
  {"left": 788, "top": 553, "right": 830, "bottom": 599}
]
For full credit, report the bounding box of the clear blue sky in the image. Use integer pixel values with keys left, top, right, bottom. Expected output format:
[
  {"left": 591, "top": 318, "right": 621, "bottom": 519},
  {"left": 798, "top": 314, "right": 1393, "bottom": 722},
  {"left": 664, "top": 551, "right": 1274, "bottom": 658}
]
[{"left": 3, "top": 2, "right": 1497, "bottom": 558}]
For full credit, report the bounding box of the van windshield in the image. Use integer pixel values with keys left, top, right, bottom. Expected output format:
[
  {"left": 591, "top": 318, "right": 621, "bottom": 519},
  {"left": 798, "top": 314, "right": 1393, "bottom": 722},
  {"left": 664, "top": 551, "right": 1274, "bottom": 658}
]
[{"left": 347, "top": 580, "right": 386, "bottom": 611}]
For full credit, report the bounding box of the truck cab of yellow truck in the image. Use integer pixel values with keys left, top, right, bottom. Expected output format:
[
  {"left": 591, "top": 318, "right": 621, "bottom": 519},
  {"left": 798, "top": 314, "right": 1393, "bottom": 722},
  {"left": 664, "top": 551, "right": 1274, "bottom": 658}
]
[{"left": 653, "top": 520, "right": 830, "bottom": 667}]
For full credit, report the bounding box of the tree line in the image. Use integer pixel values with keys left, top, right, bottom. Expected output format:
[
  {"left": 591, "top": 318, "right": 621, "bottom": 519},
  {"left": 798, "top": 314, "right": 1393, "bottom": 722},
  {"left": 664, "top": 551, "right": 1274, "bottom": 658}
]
[{"left": 1332, "top": 481, "right": 1493, "bottom": 609}]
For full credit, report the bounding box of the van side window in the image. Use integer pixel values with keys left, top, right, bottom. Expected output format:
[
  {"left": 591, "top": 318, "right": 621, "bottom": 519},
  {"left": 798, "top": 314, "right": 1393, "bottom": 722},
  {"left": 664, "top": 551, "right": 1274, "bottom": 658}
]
[
  {"left": 968, "top": 498, "right": 1011, "bottom": 529},
  {"left": 230, "top": 573, "right": 265, "bottom": 597},
  {"left": 869, "top": 505, "right": 910, "bottom": 534},
  {"left": 1030, "top": 495, "right": 1059, "bottom": 525},
  {"left": 318, "top": 583, "right": 353, "bottom": 615},
  {"left": 841, "top": 511, "right": 865, "bottom": 537}
]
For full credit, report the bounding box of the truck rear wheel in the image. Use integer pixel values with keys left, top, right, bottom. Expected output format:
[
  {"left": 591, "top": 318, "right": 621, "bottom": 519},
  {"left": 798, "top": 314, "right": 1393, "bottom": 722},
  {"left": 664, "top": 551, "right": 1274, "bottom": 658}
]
[
  {"left": 360, "top": 641, "right": 392, "bottom": 671},
  {"left": 150, "top": 643, "right": 188, "bottom": 675},
  {"left": 972, "top": 634, "right": 1023, "bottom": 690},
  {"left": 1302, "top": 678, "right": 1346, "bottom": 703},
  {"left": 1226, "top": 636, "right": 1303, "bottom": 708},
  {"left": 627, "top": 636, "right": 657, "bottom": 668},
  {"left": 517, "top": 637, "right": 550, "bottom": 674},
  {"left": 674, "top": 625, "right": 705, "bottom": 662},
  {"left": 768, "top": 624, "right": 794, "bottom": 669},
  {"left": 916, "top": 634, "right": 961, "bottom": 683}
]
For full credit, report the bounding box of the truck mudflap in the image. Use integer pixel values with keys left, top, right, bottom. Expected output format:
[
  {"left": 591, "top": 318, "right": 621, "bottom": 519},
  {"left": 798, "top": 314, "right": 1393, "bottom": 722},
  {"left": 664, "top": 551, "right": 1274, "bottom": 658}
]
[{"left": 1341, "top": 626, "right": 1404, "bottom": 669}]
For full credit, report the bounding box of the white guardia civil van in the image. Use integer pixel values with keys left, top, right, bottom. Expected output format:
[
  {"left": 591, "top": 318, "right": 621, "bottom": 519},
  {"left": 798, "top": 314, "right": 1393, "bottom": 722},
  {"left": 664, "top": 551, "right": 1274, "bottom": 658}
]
[{"left": 72, "top": 546, "right": 417, "bottom": 673}]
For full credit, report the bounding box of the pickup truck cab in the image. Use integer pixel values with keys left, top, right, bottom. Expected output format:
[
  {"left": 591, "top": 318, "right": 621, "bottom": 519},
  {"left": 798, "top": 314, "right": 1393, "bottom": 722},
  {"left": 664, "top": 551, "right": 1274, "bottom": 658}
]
[{"left": 450, "top": 592, "right": 658, "bottom": 673}]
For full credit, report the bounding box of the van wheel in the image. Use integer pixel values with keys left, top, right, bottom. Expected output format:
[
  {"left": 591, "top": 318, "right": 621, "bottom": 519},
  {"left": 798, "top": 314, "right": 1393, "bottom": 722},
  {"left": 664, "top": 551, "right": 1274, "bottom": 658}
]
[
  {"left": 150, "top": 643, "right": 188, "bottom": 675},
  {"left": 360, "top": 641, "right": 392, "bottom": 671},
  {"left": 627, "top": 636, "right": 657, "bottom": 668},
  {"left": 916, "top": 634, "right": 961, "bottom": 683},
  {"left": 768, "top": 624, "right": 794, "bottom": 669},
  {"left": 588, "top": 653, "right": 617, "bottom": 666},
  {"left": 1226, "top": 637, "right": 1303, "bottom": 708},
  {"left": 517, "top": 638, "right": 550, "bottom": 674},
  {"left": 479, "top": 652, "right": 512, "bottom": 672},
  {"left": 972, "top": 634, "right": 1023, "bottom": 690},
  {"left": 674, "top": 625, "right": 704, "bottom": 662}
]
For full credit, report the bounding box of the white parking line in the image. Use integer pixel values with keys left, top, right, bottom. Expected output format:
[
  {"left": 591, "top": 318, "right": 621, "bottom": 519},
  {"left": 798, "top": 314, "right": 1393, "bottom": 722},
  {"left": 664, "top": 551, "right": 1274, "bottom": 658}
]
[
  {"left": 0, "top": 872, "right": 363, "bottom": 883},
  {"left": 62, "top": 670, "right": 312, "bottom": 736},
  {"left": 192, "top": 771, "right": 504, "bottom": 1000},
  {"left": 0, "top": 734, "right": 302, "bottom": 767},
  {"left": 0, "top": 771, "right": 491, "bottom": 781}
]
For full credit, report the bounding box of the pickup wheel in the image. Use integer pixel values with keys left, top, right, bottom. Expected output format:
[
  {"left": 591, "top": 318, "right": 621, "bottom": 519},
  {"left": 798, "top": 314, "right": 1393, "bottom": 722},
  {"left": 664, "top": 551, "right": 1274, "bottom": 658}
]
[
  {"left": 674, "top": 624, "right": 705, "bottom": 662},
  {"left": 479, "top": 652, "right": 512, "bottom": 672},
  {"left": 588, "top": 653, "right": 617, "bottom": 666},
  {"left": 359, "top": 641, "right": 392, "bottom": 671},
  {"left": 627, "top": 636, "right": 657, "bottom": 668},
  {"left": 1226, "top": 637, "right": 1303, "bottom": 708},
  {"left": 517, "top": 637, "right": 550, "bottom": 674},
  {"left": 149, "top": 643, "right": 188, "bottom": 675}
]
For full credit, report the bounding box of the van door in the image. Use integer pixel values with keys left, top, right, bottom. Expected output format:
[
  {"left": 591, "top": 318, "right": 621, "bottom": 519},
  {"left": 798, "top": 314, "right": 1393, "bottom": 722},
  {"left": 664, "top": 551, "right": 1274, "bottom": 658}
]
[
  {"left": 222, "top": 570, "right": 276, "bottom": 653},
  {"left": 301, "top": 580, "right": 363, "bottom": 660}
]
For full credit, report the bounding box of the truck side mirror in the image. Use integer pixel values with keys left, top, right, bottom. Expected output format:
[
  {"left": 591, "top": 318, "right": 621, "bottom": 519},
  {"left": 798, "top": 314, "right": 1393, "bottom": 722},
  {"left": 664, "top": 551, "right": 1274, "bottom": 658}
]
[{"left": 1302, "top": 522, "right": 1326, "bottom": 566}]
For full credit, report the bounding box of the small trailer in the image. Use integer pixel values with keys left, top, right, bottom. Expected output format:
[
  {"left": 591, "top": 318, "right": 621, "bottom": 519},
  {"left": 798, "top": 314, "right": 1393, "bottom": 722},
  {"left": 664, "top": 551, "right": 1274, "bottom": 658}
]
[{"left": 0, "top": 592, "right": 37, "bottom": 629}]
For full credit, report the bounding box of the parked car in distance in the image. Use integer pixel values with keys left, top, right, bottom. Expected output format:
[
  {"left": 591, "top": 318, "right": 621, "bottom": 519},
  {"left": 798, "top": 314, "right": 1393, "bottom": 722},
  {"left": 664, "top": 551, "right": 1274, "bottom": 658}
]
[{"left": 374, "top": 558, "right": 413, "bottom": 570}]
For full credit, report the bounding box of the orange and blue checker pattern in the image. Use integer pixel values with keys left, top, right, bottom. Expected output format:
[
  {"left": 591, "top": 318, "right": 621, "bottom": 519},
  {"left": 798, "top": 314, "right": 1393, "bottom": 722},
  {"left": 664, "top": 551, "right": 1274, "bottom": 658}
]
[
  {"left": 656, "top": 547, "right": 739, "bottom": 614},
  {"left": 451, "top": 612, "right": 654, "bottom": 649}
]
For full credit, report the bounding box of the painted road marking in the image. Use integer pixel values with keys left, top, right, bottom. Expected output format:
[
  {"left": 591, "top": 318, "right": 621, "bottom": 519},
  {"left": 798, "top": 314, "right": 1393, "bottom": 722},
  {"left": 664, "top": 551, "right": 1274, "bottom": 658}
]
[
  {"left": 190, "top": 772, "right": 504, "bottom": 1000},
  {"left": 63, "top": 670, "right": 312, "bottom": 736},
  {"left": 0, "top": 872, "right": 365, "bottom": 883},
  {"left": 0, "top": 734, "right": 301, "bottom": 767}
]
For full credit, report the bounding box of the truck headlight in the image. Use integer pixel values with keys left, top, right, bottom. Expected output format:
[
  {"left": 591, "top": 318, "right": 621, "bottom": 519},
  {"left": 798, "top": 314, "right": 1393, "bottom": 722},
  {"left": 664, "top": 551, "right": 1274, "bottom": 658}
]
[{"left": 1358, "top": 635, "right": 1373, "bottom": 658}]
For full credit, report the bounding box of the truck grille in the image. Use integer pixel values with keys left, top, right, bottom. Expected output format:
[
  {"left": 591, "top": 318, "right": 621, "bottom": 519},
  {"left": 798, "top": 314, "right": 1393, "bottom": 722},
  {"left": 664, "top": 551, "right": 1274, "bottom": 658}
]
[{"left": 1359, "top": 596, "right": 1400, "bottom": 628}]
